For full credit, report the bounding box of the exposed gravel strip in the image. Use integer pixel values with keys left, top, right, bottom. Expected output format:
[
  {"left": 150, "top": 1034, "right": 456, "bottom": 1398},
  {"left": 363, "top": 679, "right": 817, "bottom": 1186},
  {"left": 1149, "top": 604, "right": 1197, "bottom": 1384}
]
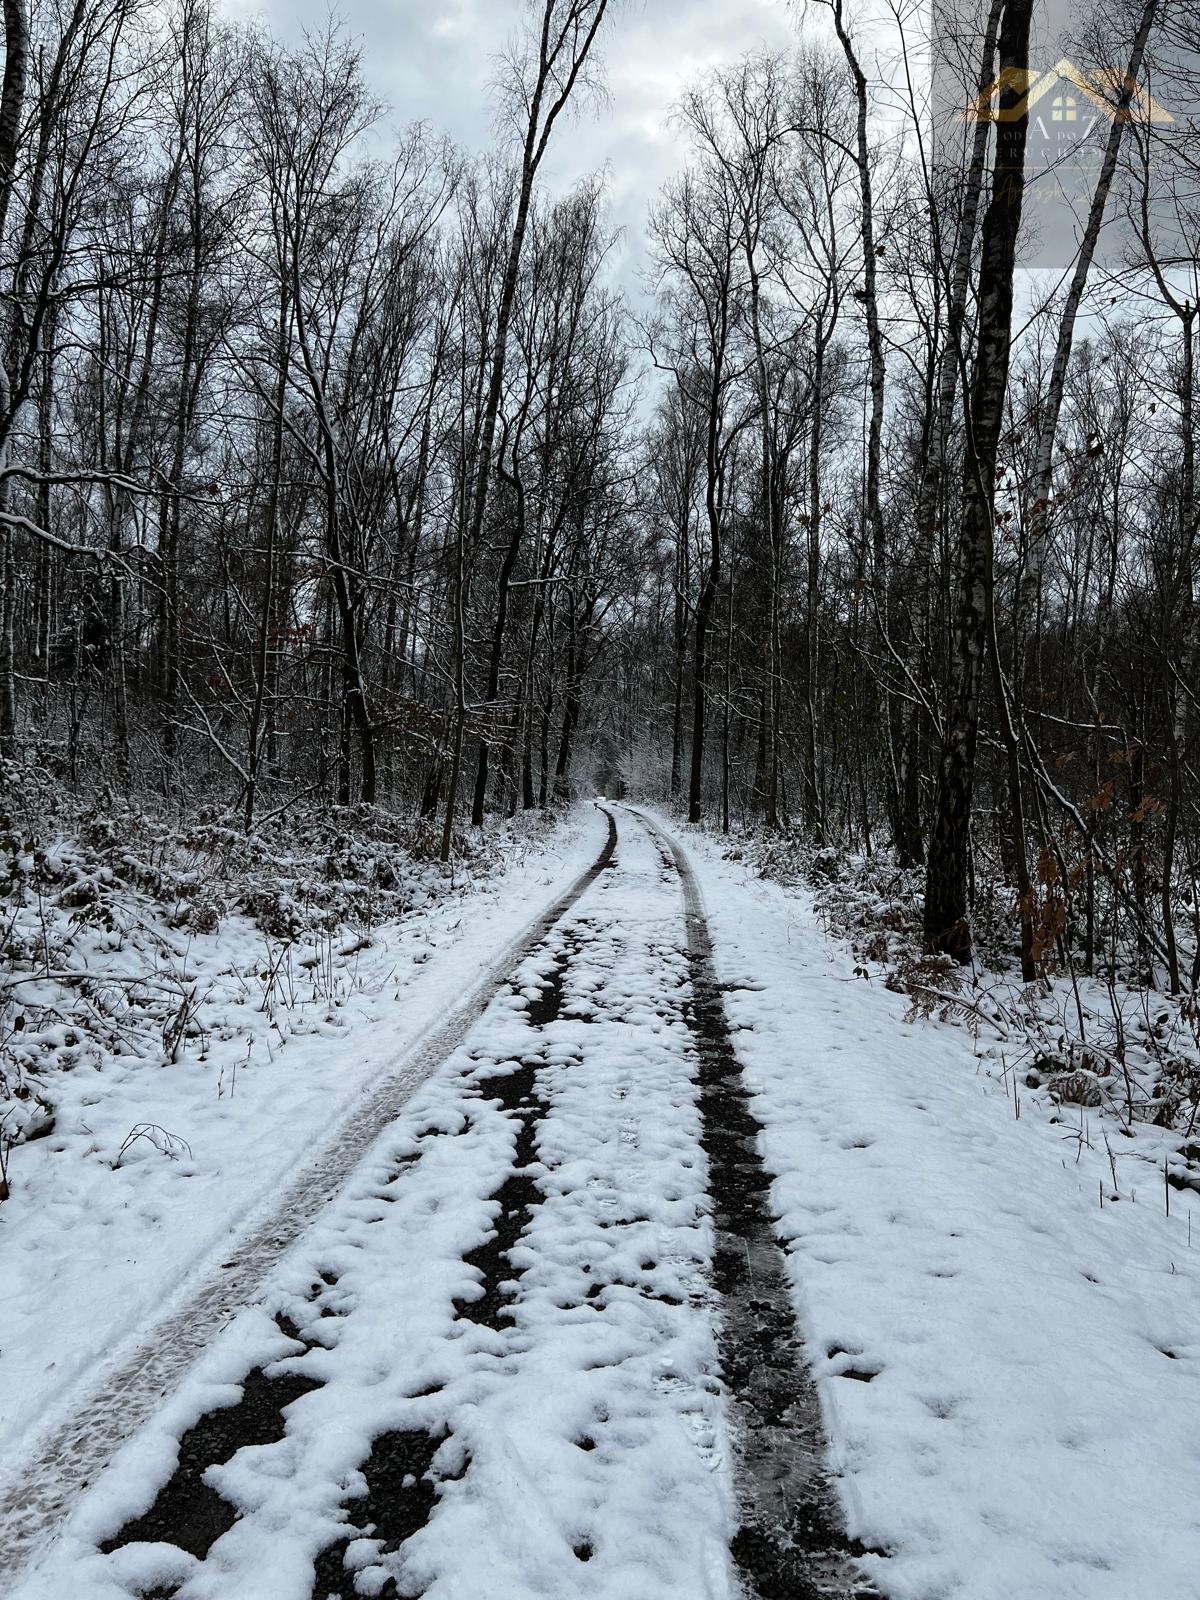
[
  {"left": 627, "top": 807, "right": 880, "bottom": 1600},
  {"left": 307, "top": 972, "right": 569, "bottom": 1598}
]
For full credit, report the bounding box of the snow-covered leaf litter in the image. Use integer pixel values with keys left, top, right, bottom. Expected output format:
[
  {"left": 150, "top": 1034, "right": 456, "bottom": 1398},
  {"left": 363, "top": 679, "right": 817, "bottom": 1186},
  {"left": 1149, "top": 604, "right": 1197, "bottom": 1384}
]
[
  {"left": 1, "top": 798, "right": 564, "bottom": 1167},
  {"left": 661, "top": 811, "right": 1200, "bottom": 1600},
  {"left": 8, "top": 818, "right": 741, "bottom": 1600},
  {"left": 750, "top": 836, "right": 1200, "bottom": 1157},
  {"left": 0, "top": 807, "right": 601, "bottom": 1478}
]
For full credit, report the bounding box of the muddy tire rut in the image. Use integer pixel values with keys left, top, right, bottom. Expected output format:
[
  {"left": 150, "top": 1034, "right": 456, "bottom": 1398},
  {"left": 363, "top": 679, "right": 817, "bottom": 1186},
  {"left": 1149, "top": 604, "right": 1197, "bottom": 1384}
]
[
  {"left": 101, "top": 1334, "right": 320, "bottom": 1564},
  {"left": 103, "top": 936, "right": 589, "bottom": 1597},
  {"left": 628, "top": 808, "right": 881, "bottom": 1600},
  {"left": 300, "top": 936, "right": 579, "bottom": 1596},
  {"left": 96, "top": 889, "right": 598, "bottom": 1599}
]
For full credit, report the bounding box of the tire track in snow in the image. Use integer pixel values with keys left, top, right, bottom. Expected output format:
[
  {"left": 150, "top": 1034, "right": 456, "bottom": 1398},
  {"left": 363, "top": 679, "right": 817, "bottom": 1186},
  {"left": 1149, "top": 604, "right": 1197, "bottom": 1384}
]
[
  {"left": 293, "top": 827, "right": 714, "bottom": 1598},
  {"left": 0, "top": 811, "right": 617, "bottom": 1594},
  {"left": 626, "top": 807, "right": 882, "bottom": 1600},
  {"left": 307, "top": 957, "right": 574, "bottom": 1598},
  {"left": 94, "top": 867, "right": 602, "bottom": 1596}
]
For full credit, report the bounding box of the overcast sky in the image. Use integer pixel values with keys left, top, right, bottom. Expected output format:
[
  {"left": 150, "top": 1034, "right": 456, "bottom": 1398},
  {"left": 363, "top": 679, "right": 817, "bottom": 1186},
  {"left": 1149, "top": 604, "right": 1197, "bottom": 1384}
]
[{"left": 241, "top": 0, "right": 802, "bottom": 290}]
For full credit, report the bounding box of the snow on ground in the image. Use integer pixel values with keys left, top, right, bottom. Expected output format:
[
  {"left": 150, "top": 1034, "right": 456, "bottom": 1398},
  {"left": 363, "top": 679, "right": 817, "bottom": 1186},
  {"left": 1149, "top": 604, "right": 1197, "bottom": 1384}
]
[
  {"left": 0, "top": 808, "right": 600, "bottom": 1470},
  {"left": 660, "top": 808, "right": 1200, "bottom": 1600},
  {"left": 8, "top": 798, "right": 1200, "bottom": 1600},
  {"left": 8, "top": 817, "right": 735, "bottom": 1600}
]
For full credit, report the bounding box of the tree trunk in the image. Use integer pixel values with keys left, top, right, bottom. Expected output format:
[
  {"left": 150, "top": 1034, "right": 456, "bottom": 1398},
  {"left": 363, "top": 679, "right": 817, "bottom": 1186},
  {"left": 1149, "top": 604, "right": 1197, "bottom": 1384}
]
[{"left": 924, "top": 0, "right": 1035, "bottom": 962}]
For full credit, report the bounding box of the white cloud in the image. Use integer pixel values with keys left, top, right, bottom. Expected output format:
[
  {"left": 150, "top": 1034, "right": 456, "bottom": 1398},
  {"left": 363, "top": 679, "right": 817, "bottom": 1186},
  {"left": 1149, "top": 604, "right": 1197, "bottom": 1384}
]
[{"left": 242, "top": 0, "right": 801, "bottom": 293}]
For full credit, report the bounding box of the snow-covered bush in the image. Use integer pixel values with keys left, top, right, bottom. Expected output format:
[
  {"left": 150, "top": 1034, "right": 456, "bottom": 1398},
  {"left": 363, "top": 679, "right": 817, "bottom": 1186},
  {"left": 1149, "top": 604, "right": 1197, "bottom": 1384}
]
[{"left": 0, "top": 766, "right": 560, "bottom": 1203}]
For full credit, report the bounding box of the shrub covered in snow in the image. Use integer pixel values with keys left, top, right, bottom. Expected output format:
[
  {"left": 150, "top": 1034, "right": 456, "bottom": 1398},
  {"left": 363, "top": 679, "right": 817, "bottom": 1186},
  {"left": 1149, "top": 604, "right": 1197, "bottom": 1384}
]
[
  {"left": 687, "top": 815, "right": 1200, "bottom": 1173},
  {"left": 0, "top": 765, "right": 560, "bottom": 1200}
]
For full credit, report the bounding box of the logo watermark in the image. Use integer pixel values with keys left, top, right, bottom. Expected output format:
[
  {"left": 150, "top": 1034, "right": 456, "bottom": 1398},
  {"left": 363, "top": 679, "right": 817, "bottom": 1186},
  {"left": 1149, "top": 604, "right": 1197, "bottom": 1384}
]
[{"left": 931, "top": 0, "right": 1196, "bottom": 269}]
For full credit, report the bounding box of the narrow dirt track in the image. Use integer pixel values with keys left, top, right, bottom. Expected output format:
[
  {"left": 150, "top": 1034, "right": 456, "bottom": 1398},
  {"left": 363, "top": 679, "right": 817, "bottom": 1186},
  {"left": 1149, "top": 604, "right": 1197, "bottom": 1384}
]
[
  {"left": 626, "top": 807, "right": 878, "bottom": 1600},
  {"left": 5, "top": 808, "right": 877, "bottom": 1600}
]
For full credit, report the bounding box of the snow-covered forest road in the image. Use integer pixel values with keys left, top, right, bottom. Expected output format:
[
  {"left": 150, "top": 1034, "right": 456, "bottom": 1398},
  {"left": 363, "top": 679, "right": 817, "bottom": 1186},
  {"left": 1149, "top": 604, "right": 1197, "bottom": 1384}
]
[
  {"left": 4, "top": 805, "right": 1199, "bottom": 1600},
  {"left": 1, "top": 807, "right": 867, "bottom": 1600}
]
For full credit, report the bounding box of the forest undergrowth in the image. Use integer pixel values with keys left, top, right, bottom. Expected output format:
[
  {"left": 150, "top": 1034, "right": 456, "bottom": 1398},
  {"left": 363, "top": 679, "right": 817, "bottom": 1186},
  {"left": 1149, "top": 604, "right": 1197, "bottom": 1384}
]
[
  {"left": 695, "top": 815, "right": 1200, "bottom": 1204},
  {"left": 0, "top": 762, "right": 559, "bottom": 1203}
]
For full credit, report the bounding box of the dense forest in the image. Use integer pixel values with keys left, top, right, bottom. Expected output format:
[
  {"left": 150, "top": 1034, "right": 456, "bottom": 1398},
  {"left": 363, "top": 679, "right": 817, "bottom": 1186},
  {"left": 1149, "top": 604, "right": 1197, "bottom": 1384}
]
[{"left": 1, "top": 0, "right": 1197, "bottom": 990}]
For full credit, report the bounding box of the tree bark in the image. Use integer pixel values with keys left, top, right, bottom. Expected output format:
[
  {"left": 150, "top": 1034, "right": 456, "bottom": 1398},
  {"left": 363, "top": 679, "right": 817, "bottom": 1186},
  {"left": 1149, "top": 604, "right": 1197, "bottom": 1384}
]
[{"left": 924, "top": 0, "right": 1035, "bottom": 962}]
